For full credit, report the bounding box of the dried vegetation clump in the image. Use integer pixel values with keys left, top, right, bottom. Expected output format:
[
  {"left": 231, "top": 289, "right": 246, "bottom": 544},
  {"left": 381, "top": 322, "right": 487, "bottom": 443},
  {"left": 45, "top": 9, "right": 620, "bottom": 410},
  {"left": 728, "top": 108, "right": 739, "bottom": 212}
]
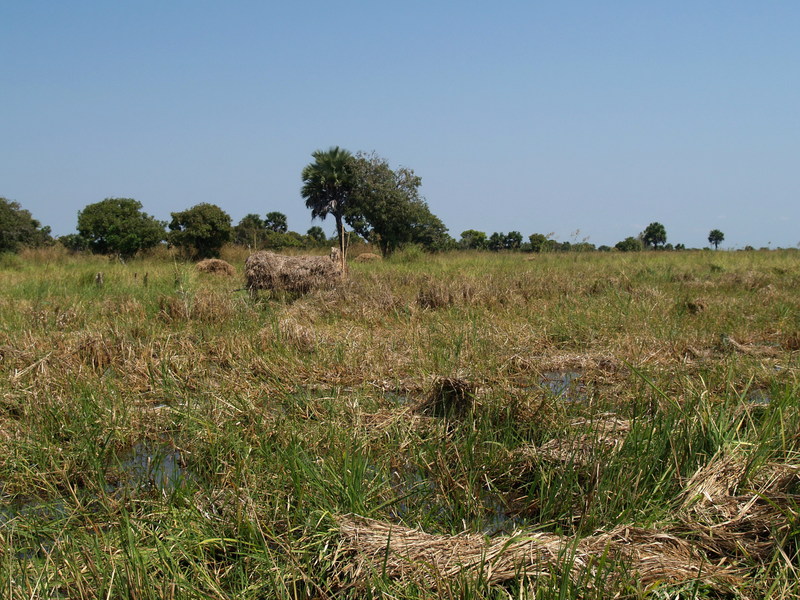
[
  {"left": 413, "top": 375, "right": 479, "bottom": 418},
  {"left": 354, "top": 252, "right": 382, "bottom": 263},
  {"left": 158, "top": 290, "right": 236, "bottom": 323},
  {"left": 244, "top": 250, "right": 342, "bottom": 294},
  {"left": 337, "top": 515, "right": 742, "bottom": 591},
  {"left": 679, "top": 450, "right": 800, "bottom": 561},
  {"left": 513, "top": 415, "right": 632, "bottom": 467},
  {"left": 259, "top": 317, "right": 318, "bottom": 353},
  {"left": 195, "top": 258, "right": 236, "bottom": 276}
]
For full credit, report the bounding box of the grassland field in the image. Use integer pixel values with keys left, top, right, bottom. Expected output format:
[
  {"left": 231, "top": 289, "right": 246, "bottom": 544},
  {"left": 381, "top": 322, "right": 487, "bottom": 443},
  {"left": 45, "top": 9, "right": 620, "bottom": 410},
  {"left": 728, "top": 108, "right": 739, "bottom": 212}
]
[{"left": 0, "top": 247, "right": 798, "bottom": 599}]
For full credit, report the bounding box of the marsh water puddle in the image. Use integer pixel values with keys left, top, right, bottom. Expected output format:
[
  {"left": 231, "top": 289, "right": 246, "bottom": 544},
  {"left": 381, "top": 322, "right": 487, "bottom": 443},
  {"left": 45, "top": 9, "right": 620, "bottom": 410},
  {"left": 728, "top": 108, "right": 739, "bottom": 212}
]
[
  {"left": 540, "top": 371, "right": 586, "bottom": 403},
  {"left": 747, "top": 389, "right": 771, "bottom": 406},
  {"left": 110, "top": 442, "right": 191, "bottom": 493},
  {"left": 388, "top": 464, "right": 527, "bottom": 535},
  {"left": 0, "top": 498, "right": 67, "bottom": 527}
]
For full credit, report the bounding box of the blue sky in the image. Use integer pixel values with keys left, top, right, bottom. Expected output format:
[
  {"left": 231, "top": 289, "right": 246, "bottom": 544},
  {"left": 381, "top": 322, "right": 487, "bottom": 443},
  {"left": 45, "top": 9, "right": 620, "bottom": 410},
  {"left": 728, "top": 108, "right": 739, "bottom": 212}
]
[{"left": 2, "top": 2, "right": 798, "bottom": 249}]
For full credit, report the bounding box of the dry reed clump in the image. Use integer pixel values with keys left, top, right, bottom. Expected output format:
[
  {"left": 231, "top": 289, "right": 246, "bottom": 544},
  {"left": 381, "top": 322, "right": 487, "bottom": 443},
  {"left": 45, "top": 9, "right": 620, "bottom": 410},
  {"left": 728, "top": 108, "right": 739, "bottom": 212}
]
[
  {"left": 244, "top": 250, "right": 342, "bottom": 294},
  {"left": 416, "top": 278, "right": 478, "bottom": 310},
  {"left": 258, "top": 317, "right": 317, "bottom": 353},
  {"left": 190, "top": 289, "right": 236, "bottom": 323},
  {"left": 196, "top": 258, "right": 236, "bottom": 276},
  {"left": 412, "top": 376, "right": 479, "bottom": 418},
  {"left": 716, "top": 334, "right": 781, "bottom": 357},
  {"left": 158, "top": 294, "right": 191, "bottom": 322},
  {"left": 354, "top": 252, "right": 382, "bottom": 263},
  {"left": 781, "top": 331, "right": 800, "bottom": 351},
  {"left": 100, "top": 298, "right": 146, "bottom": 320},
  {"left": 351, "top": 406, "right": 437, "bottom": 438},
  {"left": 157, "top": 290, "right": 236, "bottom": 323},
  {"left": 685, "top": 298, "right": 708, "bottom": 314},
  {"left": 512, "top": 416, "right": 632, "bottom": 468},
  {"left": 532, "top": 353, "right": 620, "bottom": 374},
  {"left": 722, "top": 270, "right": 773, "bottom": 291},
  {"left": 679, "top": 450, "right": 800, "bottom": 561},
  {"left": 336, "top": 515, "right": 741, "bottom": 591},
  {"left": 72, "top": 332, "right": 117, "bottom": 371}
]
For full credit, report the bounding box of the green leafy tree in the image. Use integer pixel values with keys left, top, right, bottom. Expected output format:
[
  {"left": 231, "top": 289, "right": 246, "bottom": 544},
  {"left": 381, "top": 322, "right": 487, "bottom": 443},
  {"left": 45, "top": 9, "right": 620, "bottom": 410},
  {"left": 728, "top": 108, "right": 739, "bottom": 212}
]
[
  {"left": 168, "top": 203, "right": 232, "bottom": 259},
  {"left": 615, "top": 236, "right": 643, "bottom": 252},
  {"left": 708, "top": 229, "right": 725, "bottom": 250},
  {"left": 76, "top": 198, "right": 163, "bottom": 258},
  {"left": 642, "top": 222, "right": 667, "bottom": 249},
  {"left": 265, "top": 211, "right": 288, "bottom": 233},
  {"left": 345, "top": 152, "right": 451, "bottom": 255},
  {"left": 301, "top": 146, "right": 354, "bottom": 261},
  {"left": 528, "top": 233, "right": 550, "bottom": 253},
  {"left": 306, "top": 226, "right": 327, "bottom": 245},
  {"left": 234, "top": 214, "right": 266, "bottom": 248},
  {"left": 0, "top": 198, "right": 53, "bottom": 252},
  {"left": 488, "top": 232, "right": 505, "bottom": 251},
  {"left": 459, "top": 230, "right": 488, "bottom": 250},
  {"left": 504, "top": 231, "right": 523, "bottom": 250}
]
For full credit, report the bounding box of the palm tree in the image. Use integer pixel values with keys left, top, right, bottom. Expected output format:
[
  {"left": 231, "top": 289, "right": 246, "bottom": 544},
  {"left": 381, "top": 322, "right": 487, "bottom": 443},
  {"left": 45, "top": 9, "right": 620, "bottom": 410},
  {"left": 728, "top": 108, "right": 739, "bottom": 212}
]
[
  {"left": 708, "top": 229, "right": 725, "bottom": 250},
  {"left": 301, "top": 147, "right": 354, "bottom": 266}
]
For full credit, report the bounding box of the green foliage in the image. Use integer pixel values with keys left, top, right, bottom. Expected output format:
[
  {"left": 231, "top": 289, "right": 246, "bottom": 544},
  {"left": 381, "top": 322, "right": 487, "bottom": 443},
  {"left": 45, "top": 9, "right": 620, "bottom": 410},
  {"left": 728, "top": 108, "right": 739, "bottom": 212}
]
[
  {"left": 709, "top": 229, "right": 725, "bottom": 249},
  {"left": 642, "top": 222, "right": 667, "bottom": 249},
  {"left": 306, "top": 226, "right": 327, "bottom": 245},
  {"left": 528, "top": 233, "right": 551, "bottom": 253},
  {"left": 301, "top": 146, "right": 354, "bottom": 257},
  {"left": 615, "top": 236, "right": 643, "bottom": 252},
  {"left": 487, "top": 231, "right": 523, "bottom": 251},
  {"left": 168, "top": 203, "right": 232, "bottom": 259},
  {"left": 58, "top": 233, "right": 90, "bottom": 252},
  {"left": 487, "top": 232, "right": 504, "bottom": 251},
  {"left": 505, "top": 231, "right": 522, "bottom": 250},
  {"left": 233, "top": 213, "right": 266, "bottom": 247},
  {"left": 76, "top": 198, "right": 163, "bottom": 258},
  {"left": 0, "top": 198, "right": 53, "bottom": 252},
  {"left": 345, "top": 151, "right": 452, "bottom": 255},
  {"left": 459, "top": 230, "right": 487, "bottom": 250},
  {"left": 265, "top": 211, "right": 288, "bottom": 233}
]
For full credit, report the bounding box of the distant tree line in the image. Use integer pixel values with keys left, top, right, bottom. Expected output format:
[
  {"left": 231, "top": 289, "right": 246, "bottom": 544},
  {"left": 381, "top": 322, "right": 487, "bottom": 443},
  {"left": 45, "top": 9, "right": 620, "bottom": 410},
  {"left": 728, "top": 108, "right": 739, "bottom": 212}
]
[{"left": 0, "top": 172, "right": 757, "bottom": 260}]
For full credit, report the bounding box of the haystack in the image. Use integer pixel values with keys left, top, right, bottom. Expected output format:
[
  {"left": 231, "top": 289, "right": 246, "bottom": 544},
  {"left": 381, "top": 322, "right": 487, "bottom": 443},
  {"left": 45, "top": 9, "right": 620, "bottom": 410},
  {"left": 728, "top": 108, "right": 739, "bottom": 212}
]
[
  {"left": 196, "top": 258, "right": 235, "bottom": 276},
  {"left": 337, "top": 515, "right": 741, "bottom": 590},
  {"left": 244, "top": 250, "right": 342, "bottom": 294}
]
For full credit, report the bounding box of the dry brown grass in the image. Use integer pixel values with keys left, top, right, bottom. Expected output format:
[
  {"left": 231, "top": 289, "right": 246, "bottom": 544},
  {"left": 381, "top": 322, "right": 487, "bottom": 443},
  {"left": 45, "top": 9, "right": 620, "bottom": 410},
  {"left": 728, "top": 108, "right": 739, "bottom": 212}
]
[
  {"left": 679, "top": 449, "right": 800, "bottom": 561},
  {"left": 514, "top": 416, "right": 632, "bottom": 467},
  {"left": 354, "top": 253, "right": 382, "bottom": 263},
  {"left": 196, "top": 258, "right": 236, "bottom": 276},
  {"left": 337, "top": 515, "right": 742, "bottom": 591}
]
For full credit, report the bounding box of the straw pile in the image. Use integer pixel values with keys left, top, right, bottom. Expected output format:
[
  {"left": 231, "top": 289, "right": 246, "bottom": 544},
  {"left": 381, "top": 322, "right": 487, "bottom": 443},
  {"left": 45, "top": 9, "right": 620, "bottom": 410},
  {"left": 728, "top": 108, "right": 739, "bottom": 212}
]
[
  {"left": 244, "top": 250, "right": 342, "bottom": 294},
  {"left": 196, "top": 258, "right": 236, "bottom": 276},
  {"left": 679, "top": 450, "right": 800, "bottom": 561},
  {"left": 337, "top": 515, "right": 741, "bottom": 590}
]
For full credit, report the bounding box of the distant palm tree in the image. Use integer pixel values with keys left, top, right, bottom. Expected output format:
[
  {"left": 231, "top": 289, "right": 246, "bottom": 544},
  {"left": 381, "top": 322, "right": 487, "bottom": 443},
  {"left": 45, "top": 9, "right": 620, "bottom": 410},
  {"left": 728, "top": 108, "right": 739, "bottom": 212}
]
[
  {"left": 301, "top": 146, "right": 354, "bottom": 264},
  {"left": 708, "top": 229, "right": 725, "bottom": 250}
]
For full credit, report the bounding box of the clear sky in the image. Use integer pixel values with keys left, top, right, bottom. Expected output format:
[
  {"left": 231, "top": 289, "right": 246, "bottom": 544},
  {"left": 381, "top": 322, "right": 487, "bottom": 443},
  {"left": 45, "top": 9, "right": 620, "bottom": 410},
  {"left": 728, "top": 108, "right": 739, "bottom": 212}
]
[{"left": 2, "top": 1, "right": 798, "bottom": 249}]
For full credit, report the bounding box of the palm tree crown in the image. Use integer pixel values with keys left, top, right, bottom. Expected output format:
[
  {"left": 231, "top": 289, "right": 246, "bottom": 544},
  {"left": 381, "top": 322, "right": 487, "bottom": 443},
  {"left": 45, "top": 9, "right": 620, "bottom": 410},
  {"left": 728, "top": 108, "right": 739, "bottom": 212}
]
[{"left": 301, "top": 146, "right": 354, "bottom": 221}]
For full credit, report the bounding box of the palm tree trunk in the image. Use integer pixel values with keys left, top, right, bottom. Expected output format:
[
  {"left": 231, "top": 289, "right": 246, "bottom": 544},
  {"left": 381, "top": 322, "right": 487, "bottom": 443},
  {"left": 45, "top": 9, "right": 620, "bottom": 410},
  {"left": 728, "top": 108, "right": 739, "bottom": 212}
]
[{"left": 335, "top": 214, "right": 347, "bottom": 275}]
